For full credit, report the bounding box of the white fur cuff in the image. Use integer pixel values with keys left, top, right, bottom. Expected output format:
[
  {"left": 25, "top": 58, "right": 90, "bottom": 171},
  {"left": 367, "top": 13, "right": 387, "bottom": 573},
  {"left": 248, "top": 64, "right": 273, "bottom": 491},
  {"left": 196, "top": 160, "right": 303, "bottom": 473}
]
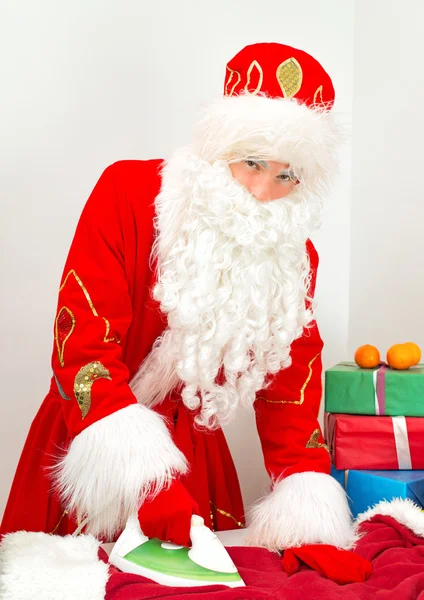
[
  {"left": 247, "top": 471, "right": 356, "bottom": 551},
  {"left": 355, "top": 498, "right": 424, "bottom": 537},
  {"left": 0, "top": 532, "right": 108, "bottom": 600},
  {"left": 53, "top": 403, "right": 187, "bottom": 541}
]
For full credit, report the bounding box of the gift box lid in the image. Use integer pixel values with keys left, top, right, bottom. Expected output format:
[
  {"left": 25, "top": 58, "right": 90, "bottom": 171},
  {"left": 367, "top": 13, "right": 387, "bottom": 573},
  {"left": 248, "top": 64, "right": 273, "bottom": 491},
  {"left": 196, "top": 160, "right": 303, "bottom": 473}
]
[
  {"left": 331, "top": 467, "right": 424, "bottom": 517},
  {"left": 327, "top": 362, "right": 424, "bottom": 374},
  {"left": 325, "top": 362, "right": 424, "bottom": 416}
]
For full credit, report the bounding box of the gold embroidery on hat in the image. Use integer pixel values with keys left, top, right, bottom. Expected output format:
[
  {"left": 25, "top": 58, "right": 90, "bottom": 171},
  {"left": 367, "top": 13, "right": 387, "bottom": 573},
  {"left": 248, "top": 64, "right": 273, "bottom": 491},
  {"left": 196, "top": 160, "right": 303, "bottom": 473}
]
[
  {"left": 60, "top": 270, "right": 120, "bottom": 344},
  {"left": 244, "top": 60, "right": 263, "bottom": 95},
  {"left": 74, "top": 361, "right": 112, "bottom": 419},
  {"left": 257, "top": 352, "right": 321, "bottom": 405},
  {"left": 225, "top": 67, "right": 241, "bottom": 97},
  {"left": 313, "top": 85, "right": 323, "bottom": 104},
  {"left": 306, "top": 429, "right": 330, "bottom": 454},
  {"left": 276, "top": 58, "right": 303, "bottom": 99},
  {"left": 55, "top": 306, "right": 76, "bottom": 367}
]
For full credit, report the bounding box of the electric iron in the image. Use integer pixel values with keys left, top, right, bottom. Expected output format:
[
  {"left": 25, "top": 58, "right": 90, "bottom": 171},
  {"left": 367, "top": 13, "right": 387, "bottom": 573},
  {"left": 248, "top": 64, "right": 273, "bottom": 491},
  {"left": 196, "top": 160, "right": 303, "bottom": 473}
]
[{"left": 109, "top": 514, "right": 245, "bottom": 588}]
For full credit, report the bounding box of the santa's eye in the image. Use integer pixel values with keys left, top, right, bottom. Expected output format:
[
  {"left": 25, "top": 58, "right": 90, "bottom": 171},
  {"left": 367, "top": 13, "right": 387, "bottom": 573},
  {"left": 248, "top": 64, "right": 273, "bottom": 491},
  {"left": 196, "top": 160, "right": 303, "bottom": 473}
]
[
  {"left": 244, "top": 160, "right": 259, "bottom": 170},
  {"left": 278, "top": 171, "right": 296, "bottom": 182}
]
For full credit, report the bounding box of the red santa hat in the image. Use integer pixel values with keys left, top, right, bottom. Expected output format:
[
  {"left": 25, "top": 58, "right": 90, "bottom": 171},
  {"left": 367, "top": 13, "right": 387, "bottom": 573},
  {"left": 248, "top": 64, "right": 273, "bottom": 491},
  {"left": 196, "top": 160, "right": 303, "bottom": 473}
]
[
  {"left": 192, "top": 42, "right": 339, "bottom": 195},
  {"left": 223, "top": 42, "right": 334, "bottom": 104}
]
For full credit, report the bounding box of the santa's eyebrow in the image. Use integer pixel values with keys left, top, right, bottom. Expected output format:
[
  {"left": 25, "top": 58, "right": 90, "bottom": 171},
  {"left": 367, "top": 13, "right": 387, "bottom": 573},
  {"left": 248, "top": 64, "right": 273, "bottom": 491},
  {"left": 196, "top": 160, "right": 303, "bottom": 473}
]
[
  {"left": 247, "top": 159, "right": 295, "bottom": 178},
  {"left": 246, "top": 157, "right": 269, "bottom": 169},
  {"left": 255, "top": 160, "right": 269, "bottom": 168}
]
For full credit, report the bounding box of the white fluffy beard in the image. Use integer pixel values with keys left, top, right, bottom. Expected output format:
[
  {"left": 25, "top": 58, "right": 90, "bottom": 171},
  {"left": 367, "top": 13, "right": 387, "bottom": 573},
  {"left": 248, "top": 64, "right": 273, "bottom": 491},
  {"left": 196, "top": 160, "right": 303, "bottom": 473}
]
[{"left": 130, "top": 148, "right": 322, "bottom": 428}]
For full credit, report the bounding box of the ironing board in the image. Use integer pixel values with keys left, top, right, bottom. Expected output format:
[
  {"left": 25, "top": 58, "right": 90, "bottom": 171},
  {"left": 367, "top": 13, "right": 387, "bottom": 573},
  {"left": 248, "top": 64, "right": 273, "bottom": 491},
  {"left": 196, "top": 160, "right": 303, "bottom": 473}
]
[{"left": 103, "top": 505, "right": 424, "bottom": 599}]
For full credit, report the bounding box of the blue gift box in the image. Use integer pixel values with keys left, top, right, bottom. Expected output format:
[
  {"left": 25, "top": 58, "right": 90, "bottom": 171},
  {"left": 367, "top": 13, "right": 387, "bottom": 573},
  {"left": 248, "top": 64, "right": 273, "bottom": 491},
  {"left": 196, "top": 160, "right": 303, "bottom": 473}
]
[{"left": 331, "top": 467, "right": 424, "bottom": 518}]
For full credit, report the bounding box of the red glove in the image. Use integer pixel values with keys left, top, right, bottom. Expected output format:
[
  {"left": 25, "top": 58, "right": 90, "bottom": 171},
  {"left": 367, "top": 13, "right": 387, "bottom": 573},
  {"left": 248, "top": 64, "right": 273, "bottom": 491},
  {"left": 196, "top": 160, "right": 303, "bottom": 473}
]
[
  {"left": 137, "top": 479, "right": 199, "bottom": 547},
  {"left": 281, "top": 544, "right": 372, "bottom": 585}
]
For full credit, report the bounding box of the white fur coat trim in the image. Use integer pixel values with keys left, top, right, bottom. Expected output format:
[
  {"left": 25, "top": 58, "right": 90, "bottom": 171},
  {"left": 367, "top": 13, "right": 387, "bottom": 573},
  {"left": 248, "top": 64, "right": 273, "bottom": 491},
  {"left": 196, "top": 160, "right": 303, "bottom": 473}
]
[
  {"left": 354, "top": 498, "right": 424, "bottom": 537},
  {"left": 53, "top": 403, "right": 187, "bottom": 540},
  {"left": 0, "top": 532, "right": 108, "bottom": 600},
  {"left": 246, "top": 471, "right": 356, "bottom": 551}
]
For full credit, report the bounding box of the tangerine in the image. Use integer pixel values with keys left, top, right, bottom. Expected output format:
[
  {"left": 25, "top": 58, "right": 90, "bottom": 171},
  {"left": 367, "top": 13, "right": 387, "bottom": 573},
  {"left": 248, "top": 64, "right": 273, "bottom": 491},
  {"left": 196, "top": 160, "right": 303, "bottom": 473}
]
[
  {"left": 403, "top": 342, "right": 421, "bottom": 366},
  {"left": 386, "top": 344, "right": 414, "bottom": 370},
  {"left": 354, "top": 345, "right": 380, "bottom": 369}
]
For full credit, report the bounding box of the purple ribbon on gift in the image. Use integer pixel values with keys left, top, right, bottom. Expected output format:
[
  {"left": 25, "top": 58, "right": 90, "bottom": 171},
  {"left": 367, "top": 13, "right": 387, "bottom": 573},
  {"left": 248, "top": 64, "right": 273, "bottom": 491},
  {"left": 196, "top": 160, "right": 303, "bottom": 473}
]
[{"left": 375, "top": 362, "right": 389, "bottom": 415}]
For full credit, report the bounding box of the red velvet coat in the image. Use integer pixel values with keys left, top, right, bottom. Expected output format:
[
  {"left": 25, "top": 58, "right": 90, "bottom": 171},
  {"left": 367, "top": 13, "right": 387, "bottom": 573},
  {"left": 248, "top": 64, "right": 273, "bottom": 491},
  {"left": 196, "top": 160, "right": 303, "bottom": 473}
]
[{"left": 1, "top": 160, "right": 329, "bottom": 537}]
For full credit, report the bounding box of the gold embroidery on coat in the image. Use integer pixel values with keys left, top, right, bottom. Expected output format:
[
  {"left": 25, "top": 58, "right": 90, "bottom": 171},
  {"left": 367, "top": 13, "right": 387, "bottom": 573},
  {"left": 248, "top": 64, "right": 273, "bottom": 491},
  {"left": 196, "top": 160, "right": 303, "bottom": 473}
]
[
  {"left": 103, "top": 317, "right": 121, "bottom": 344},
  {"left": 258, "top": 352, "right": 321, "bottom": 405},
  {"left": 210, "top": 501, "right": 245, "bottom": 528},
  {"left": 50, "top": 510, "right": 68, "bottom": 534},
  {"left": 60, "top": 270, "right": 120, "bottom": 344},
  {"left": 313, "top": 85, "right": 323, "bottom": 104},
  {"left": 60, "top": 270, "right": 98, "bottom": 316},
  {"left": 244, "top": 60, "right": 264, "bottom": 95},
  {"left": 276, "top": 58, "right": 303, "bottom": 98},
  {"left": 225, "top": 67, "right": 241, "bottom": 96},
  {"left": 55, "top": 306, "right": 76, "bottom": 367},
  {"left": 74, "top": 361, "right": 112, "bottom": 419},
  {"left": 306, "top": 429, "right": 330, "bottom": 454}
]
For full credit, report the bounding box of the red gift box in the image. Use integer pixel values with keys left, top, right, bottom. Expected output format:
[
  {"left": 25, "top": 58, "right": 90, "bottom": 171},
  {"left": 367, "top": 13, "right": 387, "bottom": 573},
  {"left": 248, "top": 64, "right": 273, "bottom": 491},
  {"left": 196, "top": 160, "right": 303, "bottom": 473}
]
[{"left": 324, "top": 413, "right": 424, "bottom": 470}]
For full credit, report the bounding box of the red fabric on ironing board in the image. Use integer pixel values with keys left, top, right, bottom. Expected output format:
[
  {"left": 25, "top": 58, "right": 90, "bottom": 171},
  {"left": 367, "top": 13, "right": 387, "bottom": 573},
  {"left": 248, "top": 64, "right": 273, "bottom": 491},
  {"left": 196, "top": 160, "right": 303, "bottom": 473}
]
[{"left": 103, "top": 514, "right": 424, "bottom": 599}]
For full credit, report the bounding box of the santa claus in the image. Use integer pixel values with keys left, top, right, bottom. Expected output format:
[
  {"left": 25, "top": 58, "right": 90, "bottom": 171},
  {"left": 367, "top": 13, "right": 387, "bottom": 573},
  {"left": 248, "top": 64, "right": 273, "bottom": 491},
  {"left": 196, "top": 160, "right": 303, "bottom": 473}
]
[{"left": 0, "top": 42, "right": 354, "bottom": 597}]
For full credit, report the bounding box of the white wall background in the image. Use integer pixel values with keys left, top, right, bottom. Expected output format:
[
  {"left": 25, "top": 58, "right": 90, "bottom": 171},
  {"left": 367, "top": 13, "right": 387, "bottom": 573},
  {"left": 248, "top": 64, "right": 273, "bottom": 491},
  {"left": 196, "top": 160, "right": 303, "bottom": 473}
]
[
  {"left": 0, "top": 0, "right": 355, "bottom": 520},
  {"left": 348, "top": 0, "right": 424, "bottom": 358}
]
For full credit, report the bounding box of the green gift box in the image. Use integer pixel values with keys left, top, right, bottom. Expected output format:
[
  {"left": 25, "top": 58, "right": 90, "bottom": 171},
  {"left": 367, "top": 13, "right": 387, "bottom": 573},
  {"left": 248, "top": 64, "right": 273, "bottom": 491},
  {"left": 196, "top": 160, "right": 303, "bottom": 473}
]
[{"left": 325, "top": 362, "right": 424, "bottom": 416}]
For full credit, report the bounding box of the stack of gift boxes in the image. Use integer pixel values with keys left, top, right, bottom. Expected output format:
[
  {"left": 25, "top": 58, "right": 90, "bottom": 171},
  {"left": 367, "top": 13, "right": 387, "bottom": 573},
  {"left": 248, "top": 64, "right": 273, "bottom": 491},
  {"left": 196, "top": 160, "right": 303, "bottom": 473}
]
[{"left": 324, "top": 361, "right": 424, "bottom": 517}]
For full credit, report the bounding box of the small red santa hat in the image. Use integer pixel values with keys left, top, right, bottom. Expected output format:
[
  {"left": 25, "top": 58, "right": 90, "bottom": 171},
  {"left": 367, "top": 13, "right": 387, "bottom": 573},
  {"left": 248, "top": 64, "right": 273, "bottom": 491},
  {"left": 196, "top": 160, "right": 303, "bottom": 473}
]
[
  {"left": 223, "top": 41, "right": 334, "bottom": 106},
  {"left": 192, "top": 42, "right": 340, "bottom": 194}
]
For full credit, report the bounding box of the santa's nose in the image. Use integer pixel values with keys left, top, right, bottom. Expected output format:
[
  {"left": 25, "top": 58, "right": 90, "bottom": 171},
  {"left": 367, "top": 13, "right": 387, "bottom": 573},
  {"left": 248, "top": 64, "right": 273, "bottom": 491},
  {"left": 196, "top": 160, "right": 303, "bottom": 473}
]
[{"left": 251, "top": 182, "right": 273, "bottom": 203}]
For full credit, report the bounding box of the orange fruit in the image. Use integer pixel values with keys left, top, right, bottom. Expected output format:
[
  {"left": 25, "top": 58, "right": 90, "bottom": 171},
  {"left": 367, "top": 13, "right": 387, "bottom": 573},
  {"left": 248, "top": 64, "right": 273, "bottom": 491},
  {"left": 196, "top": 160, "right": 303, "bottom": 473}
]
[
  {"left": 354, "top": 345, "right": 380, "bottom": 369},
  {"left": 386, "top": 344, "right": 414, "bottom": 370},
  {"left": 403, "top": 342, "right": 421, "bottom": 365}
]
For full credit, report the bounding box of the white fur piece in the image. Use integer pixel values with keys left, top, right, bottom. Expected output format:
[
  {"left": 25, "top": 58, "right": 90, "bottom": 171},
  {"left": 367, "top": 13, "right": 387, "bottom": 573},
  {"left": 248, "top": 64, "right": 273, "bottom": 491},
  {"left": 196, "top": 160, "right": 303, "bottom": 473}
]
[
  {"left": 192, "top": 93, "right": 342, "bottom": 197},
  {"left": 52, "top": 404, "right": 187, "bottom": 541},
  {"left": 0, "top": 532, "right": 108, "bottom": 600},
  {"left": 354, "top": 498, "right": 424, "bottom": 537},
  {"left": 247, "top": 471, "right": 356, "bottom": 551}
]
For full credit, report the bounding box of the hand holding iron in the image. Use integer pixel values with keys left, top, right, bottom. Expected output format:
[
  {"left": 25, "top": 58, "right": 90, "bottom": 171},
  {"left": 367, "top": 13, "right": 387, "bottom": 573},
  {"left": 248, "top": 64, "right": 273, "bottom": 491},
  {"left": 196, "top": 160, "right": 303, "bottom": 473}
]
[{"left": 137, "top": 479, "right": 199, "bottom": 547}]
